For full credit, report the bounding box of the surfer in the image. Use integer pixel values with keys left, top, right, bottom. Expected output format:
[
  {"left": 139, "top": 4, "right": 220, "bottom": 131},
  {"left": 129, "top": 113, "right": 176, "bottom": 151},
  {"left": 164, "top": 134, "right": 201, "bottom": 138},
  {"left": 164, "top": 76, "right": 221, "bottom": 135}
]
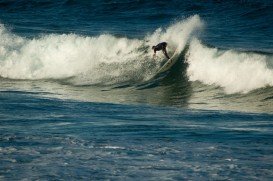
[{"left": 152, "top": 42, "right": 170, "bottom": 59}]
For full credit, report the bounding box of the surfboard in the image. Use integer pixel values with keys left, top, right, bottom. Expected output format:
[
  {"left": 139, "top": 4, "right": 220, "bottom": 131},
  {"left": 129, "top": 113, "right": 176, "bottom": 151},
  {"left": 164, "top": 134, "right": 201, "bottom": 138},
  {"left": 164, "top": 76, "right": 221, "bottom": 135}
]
[
  {"left": 143, "top": 48, "right": 180, "bottom": 82},
  {"left": 155, "top": 48, "right": 180, "bottom": 75}
]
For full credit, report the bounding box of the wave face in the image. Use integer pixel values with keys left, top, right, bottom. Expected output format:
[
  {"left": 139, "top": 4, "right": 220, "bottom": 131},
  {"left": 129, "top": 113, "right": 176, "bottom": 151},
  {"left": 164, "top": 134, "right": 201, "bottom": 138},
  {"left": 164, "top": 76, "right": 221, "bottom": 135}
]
[
  {"left": 0, "top": 15, "right": 203, "bottom": 85},
  {"left": 0, "top": 1, "right": 273, "bottom": 113},
  {"left": 186, "top": 39, "right": 273, "bottom": 93},
  {"left": 1, "top": 14, "right": 273, "bottom": 94}
]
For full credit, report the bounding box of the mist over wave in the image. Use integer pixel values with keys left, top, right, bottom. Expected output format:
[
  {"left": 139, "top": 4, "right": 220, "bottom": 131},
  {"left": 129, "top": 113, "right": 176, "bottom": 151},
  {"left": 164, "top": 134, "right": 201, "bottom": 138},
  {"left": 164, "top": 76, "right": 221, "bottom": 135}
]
[
  {"left": 187, "top": 39, "right": 273, "bottom": 93},
  {"left": 0, "top": 15, "right": 203, "bottom": 85}
]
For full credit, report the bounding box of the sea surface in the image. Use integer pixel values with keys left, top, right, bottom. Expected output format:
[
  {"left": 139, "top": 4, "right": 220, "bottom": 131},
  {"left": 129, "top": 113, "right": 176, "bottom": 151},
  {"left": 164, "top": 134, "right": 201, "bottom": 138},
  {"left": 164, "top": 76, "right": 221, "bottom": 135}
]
[{"left": 0, "top": 0, "right": 273, "bottom": 180}]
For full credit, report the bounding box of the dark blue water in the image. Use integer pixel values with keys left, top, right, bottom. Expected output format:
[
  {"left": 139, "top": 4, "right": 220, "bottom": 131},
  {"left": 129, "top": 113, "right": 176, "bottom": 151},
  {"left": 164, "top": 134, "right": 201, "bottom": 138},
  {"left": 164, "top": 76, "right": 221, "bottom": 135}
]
[
  {"left": 1, "top": 91, "right": 273, "bottom": 180},
  {"left": 0, "top": 0, "right": 273, "bottom": 180},
  {"left": 1, "top": 0, "right": 272, "bottom": 51}
]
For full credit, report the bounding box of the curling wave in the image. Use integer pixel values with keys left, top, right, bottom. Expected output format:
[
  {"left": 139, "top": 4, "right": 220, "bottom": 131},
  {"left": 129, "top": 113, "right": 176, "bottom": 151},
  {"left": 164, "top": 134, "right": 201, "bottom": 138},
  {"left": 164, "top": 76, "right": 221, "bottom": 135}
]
[{"left": 0, "top": 15, "right": 203, "bottom": 85}]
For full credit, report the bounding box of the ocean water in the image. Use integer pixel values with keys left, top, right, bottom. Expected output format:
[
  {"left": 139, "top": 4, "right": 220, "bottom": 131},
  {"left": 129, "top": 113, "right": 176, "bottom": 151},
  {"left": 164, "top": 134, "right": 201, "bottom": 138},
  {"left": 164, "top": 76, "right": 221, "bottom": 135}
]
[{"left": 0, "top": 0, "right": 273, "bottom": 180}]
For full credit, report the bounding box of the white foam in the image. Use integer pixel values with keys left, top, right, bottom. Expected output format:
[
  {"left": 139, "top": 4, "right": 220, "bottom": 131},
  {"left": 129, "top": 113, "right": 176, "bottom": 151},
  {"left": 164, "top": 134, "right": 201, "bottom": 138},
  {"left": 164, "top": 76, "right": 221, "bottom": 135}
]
[
  {"left": 0, "top": 15, "right": 203, "bottom": 85},
  {"left": 186, "top": 39, "right": 273, "bottom": 93},
  {"left": 103, "top": 145, "right": 125, "bottom": 149},
  {"left": 146, "top": 15, "right": 203, "bottom": 52}
]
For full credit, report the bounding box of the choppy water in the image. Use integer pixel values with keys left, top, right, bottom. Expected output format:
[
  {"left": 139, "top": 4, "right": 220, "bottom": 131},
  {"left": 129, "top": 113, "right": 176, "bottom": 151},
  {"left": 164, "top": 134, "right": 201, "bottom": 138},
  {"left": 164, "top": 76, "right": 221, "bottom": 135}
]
[{"left": 0, "top": 0, "right": 273, "bottom": 180}]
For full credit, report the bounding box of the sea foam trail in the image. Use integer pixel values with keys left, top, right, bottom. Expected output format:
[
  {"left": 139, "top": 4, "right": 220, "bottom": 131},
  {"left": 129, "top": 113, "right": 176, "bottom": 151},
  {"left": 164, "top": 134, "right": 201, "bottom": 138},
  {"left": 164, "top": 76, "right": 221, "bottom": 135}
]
[
  {"left": 186, "top": 39, "right": 273, "bottom": 93},
  {"left": 0, "top": 15, "right": 203, "bottom": 84}
]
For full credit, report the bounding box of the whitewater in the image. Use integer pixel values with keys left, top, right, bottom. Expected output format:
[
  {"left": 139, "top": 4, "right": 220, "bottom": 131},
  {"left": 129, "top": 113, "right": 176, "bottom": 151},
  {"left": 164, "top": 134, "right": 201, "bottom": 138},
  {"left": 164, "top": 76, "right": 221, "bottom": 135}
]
[
  {"left": 1, "top": 15, "right": 273, "bottom": 94},
  {"left": 0, "top": 16, "right": 202, "bottom": 82}
]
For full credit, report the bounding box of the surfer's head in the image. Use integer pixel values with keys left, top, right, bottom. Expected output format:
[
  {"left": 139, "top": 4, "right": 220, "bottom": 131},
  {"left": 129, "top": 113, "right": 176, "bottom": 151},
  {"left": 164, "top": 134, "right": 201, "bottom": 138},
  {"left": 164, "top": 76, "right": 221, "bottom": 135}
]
[{"left": 152, "top": 46, "right": 155, "bottom": 50}]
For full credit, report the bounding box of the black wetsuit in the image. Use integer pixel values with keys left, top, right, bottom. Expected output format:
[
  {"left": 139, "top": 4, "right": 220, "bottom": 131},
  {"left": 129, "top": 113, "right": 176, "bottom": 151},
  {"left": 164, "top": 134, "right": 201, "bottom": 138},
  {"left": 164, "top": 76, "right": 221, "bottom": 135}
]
[{"left": 153, "top": 42, "right": 170, "bottom": 59}]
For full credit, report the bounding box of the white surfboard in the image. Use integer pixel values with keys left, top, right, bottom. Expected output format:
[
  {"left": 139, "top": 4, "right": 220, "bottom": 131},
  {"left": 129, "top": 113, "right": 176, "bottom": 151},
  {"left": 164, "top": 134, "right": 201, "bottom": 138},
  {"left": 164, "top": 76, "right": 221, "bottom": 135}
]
[{"left": 155, "top": 48, "right": 180, "bottom": 75}]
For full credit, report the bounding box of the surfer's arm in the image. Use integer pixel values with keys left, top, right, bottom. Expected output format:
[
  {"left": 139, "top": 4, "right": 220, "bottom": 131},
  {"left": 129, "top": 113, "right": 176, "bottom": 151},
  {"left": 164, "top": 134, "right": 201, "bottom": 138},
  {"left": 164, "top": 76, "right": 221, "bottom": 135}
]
[
  {"left": 163, "top": 49, "right": 170, "bottom": 59},
  {"left": 153, "top": 49, "right": 156, "bottom": 58}
]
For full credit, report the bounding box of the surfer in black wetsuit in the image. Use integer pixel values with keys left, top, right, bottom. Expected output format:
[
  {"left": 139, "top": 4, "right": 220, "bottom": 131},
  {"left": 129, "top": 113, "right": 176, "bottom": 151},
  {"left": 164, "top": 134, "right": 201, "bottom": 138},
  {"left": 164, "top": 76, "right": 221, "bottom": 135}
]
[{"left": 152, "top": 42, "right": 170, "bottom": 59}]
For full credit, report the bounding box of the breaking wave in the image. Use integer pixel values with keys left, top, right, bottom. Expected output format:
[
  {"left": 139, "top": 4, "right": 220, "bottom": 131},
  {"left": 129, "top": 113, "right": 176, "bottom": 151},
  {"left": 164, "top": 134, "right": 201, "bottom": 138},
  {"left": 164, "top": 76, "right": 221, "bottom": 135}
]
[
  {"left": 186, "top": 39, "right": 273, "bottom": 93},
  {"left": 1, "top": 14, "right": 273, "bottom": 94},
  {"left": 0, "top": 15, "right": 203, "bottom": 85}
]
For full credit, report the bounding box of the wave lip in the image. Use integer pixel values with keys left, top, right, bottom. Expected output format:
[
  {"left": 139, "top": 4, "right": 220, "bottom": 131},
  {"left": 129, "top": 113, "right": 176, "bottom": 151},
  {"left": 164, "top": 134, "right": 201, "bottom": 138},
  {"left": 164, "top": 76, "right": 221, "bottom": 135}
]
[
  {"left": 147, "top": 15, "right": 203, "bottom": 52},
  {"left": 186, "top": 39, "right": 273, "bottom": 93}
]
